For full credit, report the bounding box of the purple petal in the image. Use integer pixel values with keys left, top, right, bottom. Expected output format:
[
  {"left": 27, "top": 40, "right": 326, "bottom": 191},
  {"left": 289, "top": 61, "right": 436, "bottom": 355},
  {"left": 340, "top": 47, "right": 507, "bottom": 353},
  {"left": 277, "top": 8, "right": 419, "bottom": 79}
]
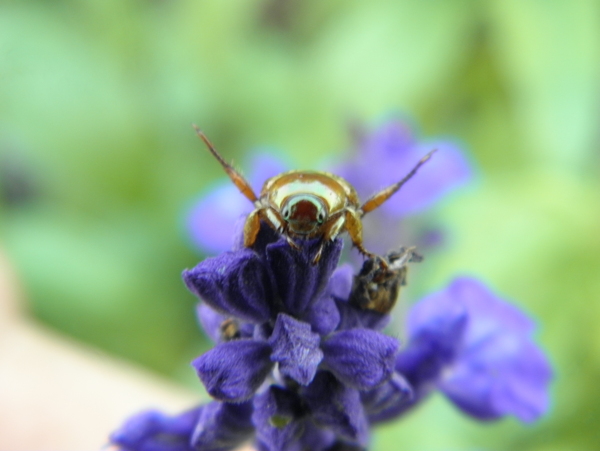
[
  {"left": 196, "top": 303, "right": 227, "bottom": 343},
  {"left": 186, "top": 152, "right": 287, "bottom": 255},
  {"left": 397, "top": 290, "right": 468, "bottom": 386},
  {"left": 440, "top": 330, "right": 552, "bottom": 422},
  {"left": 447, "top": 277, "right": 536, "bottom": 343},
  {"left": 361, "top": 372, "right": 413, "bottom": 419},
  {"left": 404, "top": 277, "right": 553, "bottom": 423},
  {"left": 406, "top": 281, "right": 469, "bottom": 340},
  {"left": 187, "top": 184, "right": 253, "bottom": 255},
  {"left": 190, "top": 401, "right": 254, "bottom": 451},
  {"left": 385, "top": 140, "right": 471, "bottom": 216},
  {"left": 336, "top": 120, "right": 472, "bottom": 217},
  {"left": 231, "top": 217, "right": 283, "bottom": 255},
  {"left": 269, "top": 313, "right": 324, "bottom": 386},
  {"left": 110, "top": 406, "right": 203, "bottom": 451},
  {"left": 183, "top": 249, "right": 272, "bottom": 323},
  {"left": 321, "top": 329, "right": 398, "bottom": 390},
  {"left": 302, "top": 295, "right": 340, "bottom": 336},
  {"left": 192, "top": 339, "right": 273, "bottom": 402},
  {"left": 265, "top": 238, "right": 342, "bottom": 316},
  {"left": 335, "top": 299, "right": 390, "bottom": 332},
  {"left": 327, "top": 264, "right": 354, "bottom": 301},
  {"left": 492, "top": 342, "right": 552, "bottom": 422},
  {"left": 253, "top": 386, "right": 305, "bottom": 451},
  {"left": 297, "top": 421, "right": 336, "bottom": 451},
  {"left": 320, "top": 443, "right": 365, "bottom": 451},
  {"left": 247, "top": 152, "right": 289, "bottom": 191},
  {"left": 196, "top": 303, "right": 254, "bottom": 343},
  {"left": 301, "top": 372, "right": 369, "bottom": 446},
  {"left": 395, "top": 323, "right": 465, "bottom": 390},
  {"left": 338, "top": 120, "right": 416, "bottom": 183}
]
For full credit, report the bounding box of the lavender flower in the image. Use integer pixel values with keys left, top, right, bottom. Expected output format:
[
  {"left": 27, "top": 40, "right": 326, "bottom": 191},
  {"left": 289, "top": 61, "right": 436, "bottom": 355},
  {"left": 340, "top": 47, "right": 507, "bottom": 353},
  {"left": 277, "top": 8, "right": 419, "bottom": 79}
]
[
  {"left": 336, "top": 120, "right": 471, "bottom": 217},
  {"left": 183, "top": 226, "right": 399, "bottom": 409},
  {"left": 110, "top": 407, "right": 203, "bottom": 451},
  {"left": 110, "top": 219, "right": 552, "bottom": 451},
  {"left": 333, "top": 119, "right": 472, "bottom": 255},
  {"left": 112, "top": 224, "right": 404, "bottom": 451},
  {"left": 373, "top": 277, "right": 553, "bottom": 424}
]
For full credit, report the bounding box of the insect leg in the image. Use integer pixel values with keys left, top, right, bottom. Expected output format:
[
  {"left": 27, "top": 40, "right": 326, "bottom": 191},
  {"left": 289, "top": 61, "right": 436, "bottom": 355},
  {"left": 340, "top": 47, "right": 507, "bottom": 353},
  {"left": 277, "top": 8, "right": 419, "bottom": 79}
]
[
  {"left": 263, "top": 206, "right": 300, "bottom": 250},
  {"left": 244, "top": 206, "right": 287, "bottom": 247},
  {"left": 285, "top": 235, "right": 301, "bottom": 251},
  {"left": 243, "top": 209, "right": 261, "bottom": 247},
  {"left": 262, "top": 205, "right": 285, "bottom": 234},
  {"left": 359, "top": 149, "right": 437, "bottom": 215},
  {"left": 312, "top": 212, "right": 345, "bottom": 264},
  {"left": 344, "top": 208, "right": 380, "bottom": 262},
  {"left": 193, "top": 125, "right": 259, "bottom": 203}
]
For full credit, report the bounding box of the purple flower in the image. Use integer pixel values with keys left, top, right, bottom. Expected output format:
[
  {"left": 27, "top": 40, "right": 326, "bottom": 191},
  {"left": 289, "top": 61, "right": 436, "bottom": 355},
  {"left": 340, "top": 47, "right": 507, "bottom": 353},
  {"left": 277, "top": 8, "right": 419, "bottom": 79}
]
[
  {"left": 360, "top": 372, "right": 413, "bottom": 420},
  {"left": 112, "top": 220, "right": 406, "bottom": 450},
  {"left": 191, "top": 401, "right": 254, "bottom": 451},
  {"left": 193, "top": 339, "right": 274, "bottom": 402},
  {"left": 183, "top": 224, "right": 399, "bottom": 450},
  {"left": 184, "top": 227, "right": 399, "bottom": 404},
  {"left": 300, "top": 371, "right": 369, "bottom": 446},
  {"left": 268, "top": 313, "right": 324, "bottom": 385},
  {"left": 252, "top": 386, "right": 307, "bottom": 451},
  {"left": 321, "top": 328, "right": 398, "bottom": 390},
  {"left": 331, "top": 119, "right": 473, "bottom": 256},
  {"left": 183, "top": 226, "right": 341, "bottom": 322},
  {"left": 186, "top": 152, "right": 287, "bottom": 254},
  {"left": 110, "top": 407, "right": 203, "bottom": 451},
  {"left": 383, "top": 277, "right": 553, "bottom": 423},
  {"left": 111, "top": 230, "right": 552, "bottom": 451},
  {"left": 336, "top": 119, "right": 471, "bottom": 217},
  {"left": 110, "top": 402, "right": 254, "bottom": 451}
]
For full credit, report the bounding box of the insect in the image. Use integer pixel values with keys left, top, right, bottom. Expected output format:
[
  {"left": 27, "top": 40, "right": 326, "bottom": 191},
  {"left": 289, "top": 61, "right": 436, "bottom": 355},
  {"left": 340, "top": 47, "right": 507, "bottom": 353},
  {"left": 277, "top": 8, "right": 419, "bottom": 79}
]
[
  {"left": 194, "top": 125, "right": 435, "bottom": 263},
  {"left": 349, "top": 246, "right": 422, "bottom": 314},
  {"left": 219, "top": 318, "right": 241, "bottom": 341}
]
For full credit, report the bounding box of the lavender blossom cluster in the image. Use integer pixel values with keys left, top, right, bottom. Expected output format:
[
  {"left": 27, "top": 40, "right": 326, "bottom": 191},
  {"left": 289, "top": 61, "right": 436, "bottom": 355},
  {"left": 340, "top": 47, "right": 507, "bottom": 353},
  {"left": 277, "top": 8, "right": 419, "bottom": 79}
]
[{"left": 110, "top": 120, "right": 552, "bottom": 451}]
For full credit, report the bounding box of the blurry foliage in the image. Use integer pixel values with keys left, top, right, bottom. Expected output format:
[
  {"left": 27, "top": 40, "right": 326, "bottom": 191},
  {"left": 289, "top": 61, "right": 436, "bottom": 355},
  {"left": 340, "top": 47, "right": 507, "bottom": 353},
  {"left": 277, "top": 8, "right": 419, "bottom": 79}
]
[{"left": 1, "top": 0, "right": 599, "bottom": 450}]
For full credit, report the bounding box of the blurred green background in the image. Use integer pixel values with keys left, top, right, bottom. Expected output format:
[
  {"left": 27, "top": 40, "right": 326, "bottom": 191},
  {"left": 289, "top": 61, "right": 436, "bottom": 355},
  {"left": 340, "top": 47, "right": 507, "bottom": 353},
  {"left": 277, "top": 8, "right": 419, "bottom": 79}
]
[{"left": 1, "top": 0, "right": 599, "bottom": 450}]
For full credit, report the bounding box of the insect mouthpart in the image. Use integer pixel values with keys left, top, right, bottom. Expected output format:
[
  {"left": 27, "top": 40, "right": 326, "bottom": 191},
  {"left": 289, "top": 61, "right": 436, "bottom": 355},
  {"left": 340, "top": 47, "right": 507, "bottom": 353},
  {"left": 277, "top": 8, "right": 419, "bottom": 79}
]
[{"left": 282, "top": 195, "right": 328, "bottom": 235}]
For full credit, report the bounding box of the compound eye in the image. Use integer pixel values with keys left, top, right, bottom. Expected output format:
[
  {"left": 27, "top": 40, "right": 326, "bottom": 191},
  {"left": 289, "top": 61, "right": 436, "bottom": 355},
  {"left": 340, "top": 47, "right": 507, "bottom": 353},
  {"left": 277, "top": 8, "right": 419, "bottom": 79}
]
[{"left": 317, "top": 210, "right": 326, "bottom": 224}]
